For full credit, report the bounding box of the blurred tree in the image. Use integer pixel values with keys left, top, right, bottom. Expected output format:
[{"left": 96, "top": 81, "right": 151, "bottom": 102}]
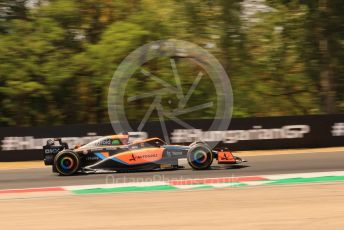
[
  {"left": 0, "top": 17, "right": 68, "bottom": 125},
  {"left": 242, "top": 0, "right": 319, "bottom": 116},
  {"left": 0, "top": 0, "right": 343, "bottom": 127},
  {"left": 302, "top": 0, "right": 344, "bottom": 114},
  {"left": 0, "top": 0, "right": 28, "bottom": 33}
]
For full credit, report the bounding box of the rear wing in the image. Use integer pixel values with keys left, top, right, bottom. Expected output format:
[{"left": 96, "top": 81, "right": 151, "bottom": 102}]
[{"left": 42, "top": 138, "right": 69, "bottom": 165}]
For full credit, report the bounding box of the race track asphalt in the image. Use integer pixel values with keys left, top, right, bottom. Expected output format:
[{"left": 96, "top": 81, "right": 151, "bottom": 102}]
[{"left": 1, "top": 150, "right": 344, "bottom": 189}]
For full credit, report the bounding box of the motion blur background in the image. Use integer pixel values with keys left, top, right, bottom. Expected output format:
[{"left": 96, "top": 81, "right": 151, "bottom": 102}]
[{"left": 0, "top": 0, "right": 343, "bottom": 127}]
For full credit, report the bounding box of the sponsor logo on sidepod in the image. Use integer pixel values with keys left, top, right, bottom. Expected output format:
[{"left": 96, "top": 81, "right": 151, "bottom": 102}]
[{"left": 129, "top": 153, "right": 158, "bottom": 161}]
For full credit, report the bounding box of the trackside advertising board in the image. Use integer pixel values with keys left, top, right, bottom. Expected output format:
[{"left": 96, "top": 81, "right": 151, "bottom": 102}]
[{"left": 0, "top": 114, "right": 343, "bottom": 161}]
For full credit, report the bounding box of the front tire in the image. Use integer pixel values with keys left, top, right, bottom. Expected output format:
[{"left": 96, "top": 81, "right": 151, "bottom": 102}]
[
  {"left": 187, "top": 143, "right": 213, "bottom": 170},
  {"left": 54, "top": 150, "right": 80, "bottom": 176}
]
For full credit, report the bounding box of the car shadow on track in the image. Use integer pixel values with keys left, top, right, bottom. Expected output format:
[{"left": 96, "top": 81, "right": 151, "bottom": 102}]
[
  {"left": 55, "top": 165, "right": 250, "bottom": 177},
  {"left": 210, "top": 165, "right": 250, "bottom": 170}
]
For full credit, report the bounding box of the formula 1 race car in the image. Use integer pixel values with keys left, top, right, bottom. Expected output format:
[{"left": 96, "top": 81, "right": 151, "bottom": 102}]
[{"left": 43, "top": 134, "right": 246, "bottom": 176}]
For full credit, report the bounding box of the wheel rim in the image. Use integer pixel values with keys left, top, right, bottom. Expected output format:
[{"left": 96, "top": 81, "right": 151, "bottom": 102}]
[
  {"left": 188, "top": 146, "right": 213, "bottom": 169},
  {"left": 60, "top": 156, "right": 74, "bottom": 170},
  {"left": 193, "top": 150, "right": 208, "bottom": 164}
]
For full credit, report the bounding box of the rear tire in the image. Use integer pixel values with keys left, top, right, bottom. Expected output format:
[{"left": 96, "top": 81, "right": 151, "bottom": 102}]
[
  {"left": 187, "top": 143, "right": 213, "bottom": 170},
  {"left": 54, "top": 150, "right": 80, "bottom": 176}
]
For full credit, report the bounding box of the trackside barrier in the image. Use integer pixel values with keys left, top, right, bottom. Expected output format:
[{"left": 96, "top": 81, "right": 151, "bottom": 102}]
[{"left": 0, "top": 114, "right": 343, "bottom": 161}]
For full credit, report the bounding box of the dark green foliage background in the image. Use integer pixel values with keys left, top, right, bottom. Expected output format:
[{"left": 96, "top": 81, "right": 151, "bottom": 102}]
[{"left": 0, "top": 0, "right": 343, "bottom": 126}]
